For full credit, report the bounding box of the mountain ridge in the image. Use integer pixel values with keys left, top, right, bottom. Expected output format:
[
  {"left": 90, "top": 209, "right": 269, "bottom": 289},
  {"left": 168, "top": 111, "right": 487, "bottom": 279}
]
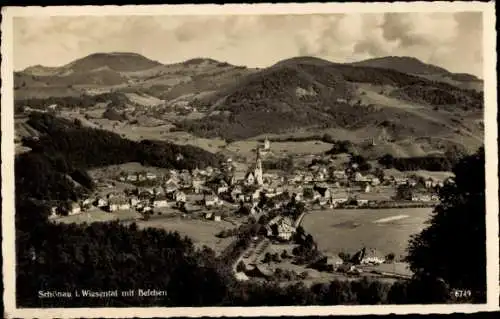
[{"left": 14, "top": 52, "right": 484, "bottom": 158}]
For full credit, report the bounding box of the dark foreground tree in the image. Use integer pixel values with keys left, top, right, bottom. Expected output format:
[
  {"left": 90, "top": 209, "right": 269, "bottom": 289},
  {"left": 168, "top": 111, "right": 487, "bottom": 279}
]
[{"left": 405, "top": 147, "right": 486, "bottom": 302}]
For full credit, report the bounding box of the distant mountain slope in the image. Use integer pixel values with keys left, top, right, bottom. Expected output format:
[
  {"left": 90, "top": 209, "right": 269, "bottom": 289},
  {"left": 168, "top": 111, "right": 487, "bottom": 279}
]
[
  {"left": 351, "top": 56, "right": 450, "bottom": 75},
  {"left": 351, "top": 56, "right": 483, "bottom": 91},
  {"left": 22, "top": 52, "right": 162, "bottom": 75},
  {"left": 178, "top": 56, "right": 482, "bottom": 138}
]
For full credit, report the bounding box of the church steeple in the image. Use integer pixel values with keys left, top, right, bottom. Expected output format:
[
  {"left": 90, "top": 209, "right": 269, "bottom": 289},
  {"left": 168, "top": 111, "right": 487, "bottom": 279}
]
[{"left": 254, "top": 148, "right": 263, "bottom": 186}]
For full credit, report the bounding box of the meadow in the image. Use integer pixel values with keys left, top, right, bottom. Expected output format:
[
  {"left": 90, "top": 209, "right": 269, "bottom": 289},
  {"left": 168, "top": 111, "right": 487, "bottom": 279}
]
[
  {"left": 301, "top": 207, "right": 433, "bottom": 260},
  {"left": 136, "top": 216, "right": 235, "bottom": 254}
]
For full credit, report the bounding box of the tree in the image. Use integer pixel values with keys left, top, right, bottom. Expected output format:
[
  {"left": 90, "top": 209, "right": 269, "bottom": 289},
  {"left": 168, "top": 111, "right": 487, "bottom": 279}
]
[
  {"left": 396, "top": 184, "right": 413, "bottom": 200},
  {"left": 405, "top": 147, "right": 486, "bottom": 302}
]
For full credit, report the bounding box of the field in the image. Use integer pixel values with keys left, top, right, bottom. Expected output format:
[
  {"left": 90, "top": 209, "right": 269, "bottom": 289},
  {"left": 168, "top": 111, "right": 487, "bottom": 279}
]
[
  {"left": 55, "top": 208, "right": 141, "bottom": 224},
  {"left": 226, "top": 140, "right": 332, "bottom": 162},
  {"left": 87, "top": 162, "right": 172, "bottom": 180},
  {"left": 136, "top": 216, "right": 235, "bottom": 254},
  {"left": 301, "top": 207, "right": 433, "bottom": 260}
]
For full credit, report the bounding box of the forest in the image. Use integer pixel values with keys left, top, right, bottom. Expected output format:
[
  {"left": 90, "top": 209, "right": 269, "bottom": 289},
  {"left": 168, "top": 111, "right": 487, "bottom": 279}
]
[
  {"left": 377, "top": 153, "right": 459, "bottom": 172},
  {"left": 14, "top": 92, "right": 131, "bottom": 113},
  {"left": 16, "top": 113, "right": 223, "bottom": 201}
]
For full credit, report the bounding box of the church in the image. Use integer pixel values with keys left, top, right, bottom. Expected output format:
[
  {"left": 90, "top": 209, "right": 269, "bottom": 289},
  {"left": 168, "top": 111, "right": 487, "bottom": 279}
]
[{"left": 245, "top": 149, "right": 264, "bottom": 186}]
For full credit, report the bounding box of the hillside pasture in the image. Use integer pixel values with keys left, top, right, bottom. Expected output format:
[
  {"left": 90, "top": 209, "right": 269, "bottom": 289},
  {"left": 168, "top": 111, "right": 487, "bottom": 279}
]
[
  {"left": 55, "top": 208, "right": 141, "bottom": 224},
  {"left": 226, "top": 140, "right": 332, "bottom": 162},
  {"left": 136, "top": 217, "right": 235, "bottom": 254}
]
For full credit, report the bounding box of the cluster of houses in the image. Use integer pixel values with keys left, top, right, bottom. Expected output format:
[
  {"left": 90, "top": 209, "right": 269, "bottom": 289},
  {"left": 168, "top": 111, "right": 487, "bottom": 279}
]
[{"left": 50, "top": 142, "right": 449, "bottom": 219}]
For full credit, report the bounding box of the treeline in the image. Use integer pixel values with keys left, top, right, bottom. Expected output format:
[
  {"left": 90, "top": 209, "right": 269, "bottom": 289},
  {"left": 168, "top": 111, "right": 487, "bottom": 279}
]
[
  {"left": 16, "top": 113, "right": 223, "bottom": 201},
  {"left": 391, "top": 85, "right": 483, "bottom": 109},
  {"left": 378, "top": 153, "right": 458, "bottom": 172},
  {"left": 14, "top": 92, "right": 130, "bottom": 113}
]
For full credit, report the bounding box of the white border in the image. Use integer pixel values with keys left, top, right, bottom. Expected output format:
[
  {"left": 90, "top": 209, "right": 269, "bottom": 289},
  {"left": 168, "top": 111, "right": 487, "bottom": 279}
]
[{"left": 1, "top": 2, "right": 498, "bottom": 318}]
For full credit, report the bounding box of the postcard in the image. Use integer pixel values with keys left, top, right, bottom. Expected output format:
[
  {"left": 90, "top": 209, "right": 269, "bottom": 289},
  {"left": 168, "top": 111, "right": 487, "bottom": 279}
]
[{"left": 1, "top": 2, "right": 498, "bottom": 318}]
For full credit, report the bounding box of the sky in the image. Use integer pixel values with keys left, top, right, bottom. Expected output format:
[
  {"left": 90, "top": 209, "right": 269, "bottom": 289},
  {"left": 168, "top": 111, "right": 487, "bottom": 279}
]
[{"left": 13, "top": 12, "right": 483, "bottom": 77}]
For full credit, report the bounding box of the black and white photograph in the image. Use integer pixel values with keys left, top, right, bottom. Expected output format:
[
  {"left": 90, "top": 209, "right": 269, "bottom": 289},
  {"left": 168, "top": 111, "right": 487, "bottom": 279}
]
[{"left": 1, "top": 2, "right": 498, "bottom": 318}]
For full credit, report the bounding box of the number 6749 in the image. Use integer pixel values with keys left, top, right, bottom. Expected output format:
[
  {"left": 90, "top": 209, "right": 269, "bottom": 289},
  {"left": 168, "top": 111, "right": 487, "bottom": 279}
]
[{"left": 452, "top": 289, "right": 472, "bottom": 298}]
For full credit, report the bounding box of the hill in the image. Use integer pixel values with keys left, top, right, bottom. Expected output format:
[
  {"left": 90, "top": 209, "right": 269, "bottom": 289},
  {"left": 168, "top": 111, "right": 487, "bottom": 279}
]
[
  {"left": 350, "top": 56, "right": 450, "bottom": 76},
  {"left": 176, "top": 56, "right": 483, "bottom": 155},
  {"left": 22, "top": 52, "right": 162, "bottom": 75},
  {"left": 15, "top": 53, "right": 484, "bottom": 157},
  {"left": 351, "top": 56, "right": 483, "bottom": 91}
]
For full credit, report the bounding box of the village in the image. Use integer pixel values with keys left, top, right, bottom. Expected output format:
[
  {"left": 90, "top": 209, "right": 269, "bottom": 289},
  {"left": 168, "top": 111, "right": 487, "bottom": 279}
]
[{"left": 49, "top": 138, "right": 449, "bottom": 284}]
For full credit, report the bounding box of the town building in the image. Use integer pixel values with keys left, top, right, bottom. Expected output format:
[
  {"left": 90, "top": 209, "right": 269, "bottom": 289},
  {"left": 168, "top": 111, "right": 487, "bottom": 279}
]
[{"left": 69, "top": 202, "right": 81, "bottom": 215}]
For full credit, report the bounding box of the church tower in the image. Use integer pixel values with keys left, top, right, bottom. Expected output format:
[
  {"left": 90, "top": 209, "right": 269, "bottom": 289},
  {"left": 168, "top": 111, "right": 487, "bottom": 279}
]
[{"left": 254, "top": 149, "right": 263, "bottom": 186}]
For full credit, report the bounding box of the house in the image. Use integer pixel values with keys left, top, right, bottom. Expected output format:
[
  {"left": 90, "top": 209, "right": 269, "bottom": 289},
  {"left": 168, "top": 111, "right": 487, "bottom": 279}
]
[
  {"left": 146, "top": 172, "right": 157, "bottom": 180},
  {"left": 164, "top": 181, "right": 179, "bottom": 194},
  {"left": 303, "top": 173, "right": 314, "bottom": 183},
  {"left": 118, "top": 202, "right": 131, "bottom": 210},
  {"left": 293, "top": 192, "right": 303, "bottom": 202},
  {"left": 315, "top": 171, "right": 326, "bottom": 182},
  {"left": 217, "top": 185, "right": 229, "bottom": 194},
  {"left": 332, "top": 170, "right": 347, "bottom": 180},
  {"left": 235, "top": 272, "right": 250, "bottom": 282},
  {"left": 95, "top": 197, "right": 108, "bottom": 208},
  {"left": 371, "top": 177, "right": 381, "bottom": 186},
  {"left": 205, "top": 212, "right": 213, "bottom": 220},
  {"left": 191, "top": 178, "right": 204, "bottom": 194},
  {"left": 205, "top": 166, "right": 214, "bottom": 176},
  {"left": 364, "top": 184, "right": 372, "bottom": 193},
  {"left": 138, "top": 173, "right": 147, "bottom": 182},
  {"left": 356, "top": 198, "right": 369, "bottom": 206},
  {"left": 174, "top": 191, "right": 187, "bottom": 203},
  {"left": 412, "top": 194, "right": 431, "bottom": 202},
  {"left": 230, "top": 185, "right": 243, "bottom": 201},
  {"left": 130, "top": 197, "right": 140, "bottom": 207},
  {"left": 108, "top": 203, "right": 118, "bottom": 212},
  {"left": 192, "top": 167, "right": 201, "bottom": 177},
  {"left": 245, "top": 172, "right": 256, "bottom": 186},
  {"left": 81, "top": 198, "right": 93, "bottom": 210},
  {"left": 214, "top": 215, "right": 222, "bottom": 222},
  {"left": 108, "top": 197, "right": 129, "bottom": 211},
  {"left": 263, "top": 138, "right": 270, "bottom": 151},
  {"left": 330, "top": 192, "right": 349, "bottom": 206},
  {"left": 289, "top": 174, "right": 303, "bottom": 184},
  {"left": 277, "top": 217, "right": 296, "bottom": 241},
  {"left": 153, "top": 198, "right": 169, "bottom": 208},
  {"left": 179, "top": 172, "right": 192, "bottom": 186},
  {"left": 204, "top": 195, "right": 222, "bottom": 207},
  {"left": 424, "top": 178, "right": 434, "bottom": 188},
  {"left": 69, "top": 202, "right": 81, "bottom": 215},
  {"left": 126, "top": 174, "right": 138, "bottom": 182},
  {"left": 50, "top": 206, "right": 58, "bottom": 218},
  {"left": 251, "top": 189, "right": 261, "bottom": 202}
]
